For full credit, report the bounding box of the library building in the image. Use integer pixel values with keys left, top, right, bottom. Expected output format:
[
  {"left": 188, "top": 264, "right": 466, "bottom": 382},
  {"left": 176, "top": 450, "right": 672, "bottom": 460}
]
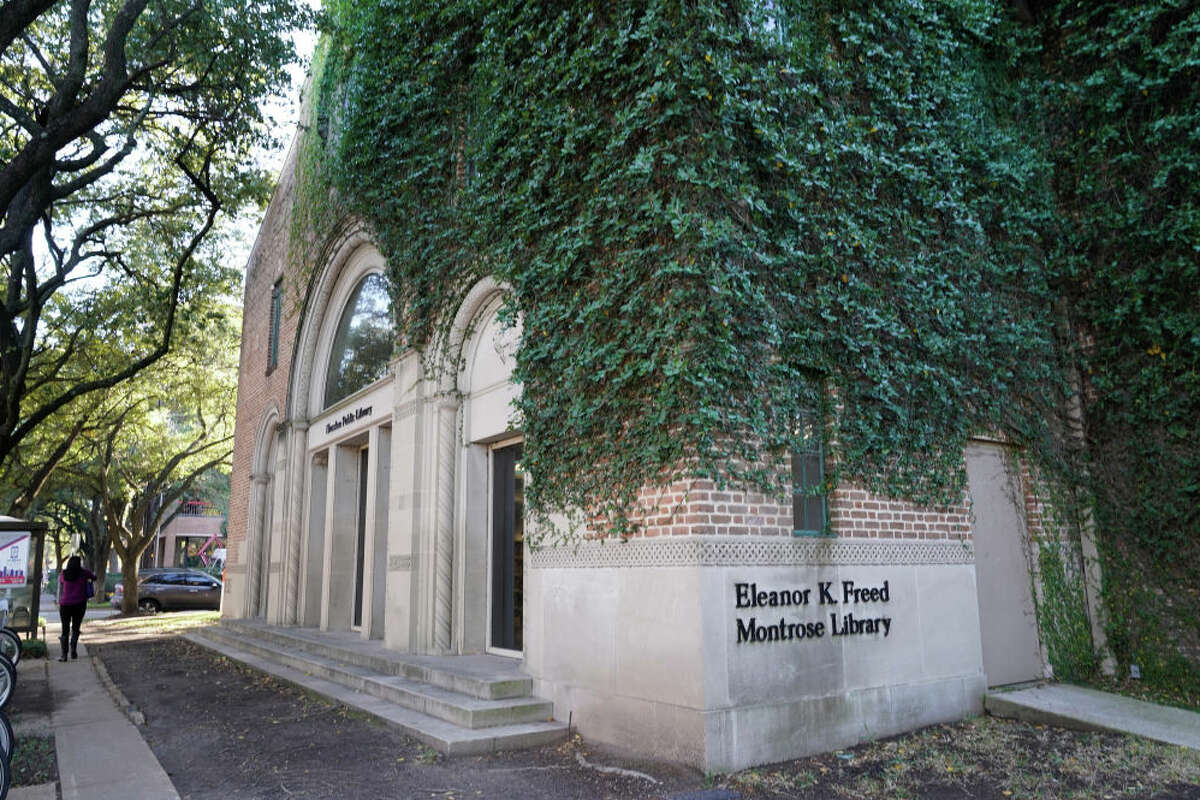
[{"left": 213, "top": 141, "right": 1102, "bottom": 773}]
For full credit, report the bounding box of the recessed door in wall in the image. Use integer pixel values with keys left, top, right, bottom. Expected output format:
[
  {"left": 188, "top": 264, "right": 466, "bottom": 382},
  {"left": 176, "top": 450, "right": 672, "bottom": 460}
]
[
  {"left": 488, "top": 441, "right": 524, "bottom": 655},
  {"left": 966, "top": 442, "right": 1044, "bottom": 687},
  {"left": 353, "top": 445, "right": 369, "bottom": 629}
]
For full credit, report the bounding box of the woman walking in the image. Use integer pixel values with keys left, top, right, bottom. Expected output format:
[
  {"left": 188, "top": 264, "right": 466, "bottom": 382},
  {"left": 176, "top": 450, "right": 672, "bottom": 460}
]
[{"left": 57, "top": 556, "right": 95, "bottom": 661}]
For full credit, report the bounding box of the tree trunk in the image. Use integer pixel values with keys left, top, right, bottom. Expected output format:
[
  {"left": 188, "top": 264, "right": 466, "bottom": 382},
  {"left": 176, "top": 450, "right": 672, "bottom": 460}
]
[
  {"left": 50, "top": 527, "right": 66, "bottom": 573},
  {"left": 82, "top": 496, "right": 111, "bottom": 600},
  {"left": 120, "top": 559, "right": 142, "bottom": 615}
]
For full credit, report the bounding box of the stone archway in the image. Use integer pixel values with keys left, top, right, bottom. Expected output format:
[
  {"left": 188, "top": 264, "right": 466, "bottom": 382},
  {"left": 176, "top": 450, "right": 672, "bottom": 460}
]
[
  {"left": 283, "top": 227, "right": 393, "bottom": 635},
  {"left": 247, "top": 407, "right": 279, "bottom": 619}
]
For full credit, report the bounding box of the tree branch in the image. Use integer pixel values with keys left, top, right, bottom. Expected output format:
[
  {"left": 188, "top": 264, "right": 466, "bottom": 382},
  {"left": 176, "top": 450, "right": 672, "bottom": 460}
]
[
  {"left": 5, "top": 414, "right": 87, "bottom": 516},
  {"left": 0, "top": 0, "right": 57, "bottom": 58},
  {"left": 3, "top": 178, "right": 220, "bottom": 461}
]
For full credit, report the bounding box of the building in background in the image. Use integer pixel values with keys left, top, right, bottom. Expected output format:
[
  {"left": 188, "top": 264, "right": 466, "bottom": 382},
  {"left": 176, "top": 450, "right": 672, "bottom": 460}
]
[{"left": 142, "top": 498, "right": 226, "bottom": 571}]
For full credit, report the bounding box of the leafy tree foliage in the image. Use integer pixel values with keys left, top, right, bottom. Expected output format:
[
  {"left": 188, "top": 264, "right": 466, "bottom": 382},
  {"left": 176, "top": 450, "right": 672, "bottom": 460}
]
[
  {"left": 37, "top": 485, "right": 109, "bottom": 585},
  {"left": 0, "top": 0, "right": 308, "bottom": 477},
  {"left": 86, "top": 299, "right": 239, "bottom": 612}
]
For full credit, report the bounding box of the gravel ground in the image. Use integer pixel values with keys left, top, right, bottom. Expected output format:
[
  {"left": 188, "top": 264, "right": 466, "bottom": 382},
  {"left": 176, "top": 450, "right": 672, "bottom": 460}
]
[{"left": 85, "top": 617, "right": 1200, "bottom": 800}]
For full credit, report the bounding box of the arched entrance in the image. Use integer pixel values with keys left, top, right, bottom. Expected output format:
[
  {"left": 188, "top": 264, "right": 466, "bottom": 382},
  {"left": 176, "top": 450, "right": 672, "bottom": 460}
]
[
  {"left": 449, "top": 284, "right": 524, "bottom": 656},
  {"left": 289, "top": 238, "right": 395, "bottom": 639},
  {"left": 247, "top": 409, "right": 279, "bottom": 619}
]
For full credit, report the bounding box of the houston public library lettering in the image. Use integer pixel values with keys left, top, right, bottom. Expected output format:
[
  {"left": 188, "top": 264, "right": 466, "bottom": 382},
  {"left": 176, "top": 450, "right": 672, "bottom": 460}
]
[
  {"left": 324, "top": 405, "right": 373, "bottom": 436},
  {"left": 225, "top": 152, "right": 1077, "bottom": 773}
]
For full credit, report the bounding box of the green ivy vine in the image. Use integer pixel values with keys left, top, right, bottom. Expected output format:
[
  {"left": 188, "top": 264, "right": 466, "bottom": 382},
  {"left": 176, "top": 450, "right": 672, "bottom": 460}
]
[
  {"left": 300, "top": 0, "right": 1065, "bottom": 520},
  {"left": 1020, "top": 1, "right": 1200, "bottom": 701},
  {"left": 289, "top": 0, "right": 1198, "bottom": 693}
]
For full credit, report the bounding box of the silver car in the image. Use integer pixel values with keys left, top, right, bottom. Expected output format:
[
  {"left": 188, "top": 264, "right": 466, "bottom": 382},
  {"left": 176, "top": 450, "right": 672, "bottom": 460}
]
[{"left": 111, "top": 568, "right": 222, "bottom": 612}]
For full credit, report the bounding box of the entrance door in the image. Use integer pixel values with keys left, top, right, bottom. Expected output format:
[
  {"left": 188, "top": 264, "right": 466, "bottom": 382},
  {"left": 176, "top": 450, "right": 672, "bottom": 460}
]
[
  {"left": 966, "top": 442, "right": 1044, "bottom": 686},
  {"left": 489, "top": 442, "right": 524, "bottom": 654},
  {"left": 352, "top": 446, "right": 368, "bottom": 629}
]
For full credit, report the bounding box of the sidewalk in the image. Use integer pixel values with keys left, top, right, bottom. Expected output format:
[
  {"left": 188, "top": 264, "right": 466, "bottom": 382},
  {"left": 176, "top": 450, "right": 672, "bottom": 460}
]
[
  {"left": 9, "top": 626, "right": 179, "bottom": 800},
  {"left": 986, "top": 683, "right": 1200, "bottom": 750}
]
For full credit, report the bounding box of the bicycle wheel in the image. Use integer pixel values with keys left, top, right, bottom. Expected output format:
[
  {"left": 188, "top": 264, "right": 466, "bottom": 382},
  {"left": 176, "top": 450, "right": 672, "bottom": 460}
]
[
  {"left": 0, "top": 659, "right": 13, "bottom": 710},
  {"left": 0, "top": 733, "right": 9, "bottom": 800},
  {"left": 0, "top": 710, "right": 12, "bottom": 763},
  {"left": 0, "top": 629, "right": 19, "bottom": 666}
]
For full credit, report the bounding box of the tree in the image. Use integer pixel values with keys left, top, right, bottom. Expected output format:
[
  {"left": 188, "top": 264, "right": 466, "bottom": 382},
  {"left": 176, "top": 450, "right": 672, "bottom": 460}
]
[
  {"left": 0, "top": 0, "right": 307, "bottom": 478},
  {"left": 36, "top": 483, "right": 106, "bottom": 581},
  {"left": 82, "top": 299, "right": 239, "bottom": 613}
]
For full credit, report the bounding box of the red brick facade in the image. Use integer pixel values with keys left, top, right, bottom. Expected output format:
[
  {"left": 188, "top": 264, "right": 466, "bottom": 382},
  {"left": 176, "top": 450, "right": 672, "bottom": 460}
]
[
  {"left": 227, "top": 143, "right": 303, "bottom": 567},
  {"left": 604, "top": 476, "right": 972, "bottom": 540}
]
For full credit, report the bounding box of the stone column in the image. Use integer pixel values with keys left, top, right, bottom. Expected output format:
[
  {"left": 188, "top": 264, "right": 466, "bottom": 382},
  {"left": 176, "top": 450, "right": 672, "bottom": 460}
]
[
  {"left": 388, "top": 355, "right": 421, "bottom": 651},
  {"left": 432, "top": 396, "right": 458, "bottom": 653},
  {"left": 247, "top": 472, "right": 271, "bottom": 618},
  {"left": 400, "top": 351, "right": 461, "bottom": 655},
  {"left": 280, "top": 419, "right": 309, "bottom": 625}
]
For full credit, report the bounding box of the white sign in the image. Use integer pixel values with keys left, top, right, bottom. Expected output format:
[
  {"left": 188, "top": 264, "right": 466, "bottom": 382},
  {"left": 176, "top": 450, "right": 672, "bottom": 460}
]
[{"left": 0, "top": 533, "right": 30, "bottom": 586}]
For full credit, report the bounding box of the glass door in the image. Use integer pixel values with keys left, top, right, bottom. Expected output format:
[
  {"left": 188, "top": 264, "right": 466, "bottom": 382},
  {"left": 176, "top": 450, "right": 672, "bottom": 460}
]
[
  {"left": 352, "top": 446, "right": 368, "bottom": 629},
  {"left": 489, "top": 442, "right": 524, "bottom": 654}
]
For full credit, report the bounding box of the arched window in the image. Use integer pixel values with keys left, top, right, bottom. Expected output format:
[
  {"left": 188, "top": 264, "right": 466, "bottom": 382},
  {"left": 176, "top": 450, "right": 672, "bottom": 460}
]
[{"left": 323, "top": 273, "right": 392, "bottom": 408}]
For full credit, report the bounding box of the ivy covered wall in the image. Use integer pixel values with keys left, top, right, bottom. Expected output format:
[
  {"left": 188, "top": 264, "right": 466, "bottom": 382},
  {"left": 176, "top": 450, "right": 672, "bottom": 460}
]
[
  {"left": 291, "top": 0, "right": 1198, "bottom": 697},
  {"left": 1020, "top": 1, "right": 1199, "bottom": 700}
]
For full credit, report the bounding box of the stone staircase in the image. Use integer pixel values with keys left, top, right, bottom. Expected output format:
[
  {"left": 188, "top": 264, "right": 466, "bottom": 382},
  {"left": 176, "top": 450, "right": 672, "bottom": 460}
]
[{"left": 185, "top": 619, "right": 567, "bottom": 755}]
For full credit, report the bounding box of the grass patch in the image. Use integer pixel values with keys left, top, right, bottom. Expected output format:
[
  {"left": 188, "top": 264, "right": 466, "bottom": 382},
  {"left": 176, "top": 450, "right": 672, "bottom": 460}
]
[
  {"left": 12, "top": 734, "right": 57, "bottom": 786},
  {"left": 1083, "top": 676, "right": 1200, "bottom": 714},
  {"left": 720, "top": 716, "right": 1200, "bottom": 799},
  {"left": 90, "top": 611, "right": 220, "bottom": 635},
  {"left": 20, "top": 638, "right": 46, "bottom": 659}
]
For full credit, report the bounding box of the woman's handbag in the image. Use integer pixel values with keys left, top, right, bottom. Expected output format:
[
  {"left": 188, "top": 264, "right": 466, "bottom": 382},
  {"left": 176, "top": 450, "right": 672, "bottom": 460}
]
[{"left": 85, "top": 580, "right": 95, "bottom": 599}]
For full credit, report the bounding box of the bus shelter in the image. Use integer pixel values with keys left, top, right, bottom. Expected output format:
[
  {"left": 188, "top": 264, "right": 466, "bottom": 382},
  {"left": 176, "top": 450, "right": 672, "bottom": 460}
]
[{"left": 0, "top": 518, "right": 46, "bottom": 637}]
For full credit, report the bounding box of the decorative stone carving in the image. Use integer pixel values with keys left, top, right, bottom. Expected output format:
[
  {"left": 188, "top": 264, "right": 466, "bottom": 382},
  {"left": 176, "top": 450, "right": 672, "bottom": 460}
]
[{"left": 527, "top": 536, "right": 974, "bottom": 569}]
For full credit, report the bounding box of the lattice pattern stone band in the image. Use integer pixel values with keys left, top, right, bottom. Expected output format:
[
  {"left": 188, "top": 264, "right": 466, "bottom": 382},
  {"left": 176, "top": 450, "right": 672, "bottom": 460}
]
[{"left": 527, "top": 536, "right": 974, "bottom": 569}]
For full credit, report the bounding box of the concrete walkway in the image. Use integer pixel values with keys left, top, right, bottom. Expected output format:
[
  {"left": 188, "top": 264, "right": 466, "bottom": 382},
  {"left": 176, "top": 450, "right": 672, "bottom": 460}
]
[
  {"left": 986, "top": 683, "right": 1200, "bottom": 750},
  {"left": 9, "top": 629, "right": 179, "bottom": 800}
]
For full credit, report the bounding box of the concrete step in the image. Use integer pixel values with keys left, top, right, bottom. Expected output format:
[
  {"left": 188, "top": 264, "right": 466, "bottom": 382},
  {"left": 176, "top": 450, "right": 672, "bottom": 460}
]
[
  {"left": 184, "top": 629, "right": 568, "bottom": 756},
  {"left": 220, "top": 618, "right": 531, "bottom": 700},
  {"left": 196, "top": 625, "right": 554, "bottom": 729}
]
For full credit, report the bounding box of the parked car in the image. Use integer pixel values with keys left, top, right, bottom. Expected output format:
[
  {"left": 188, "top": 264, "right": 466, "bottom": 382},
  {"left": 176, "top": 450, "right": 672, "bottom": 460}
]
[{"left": 111, "top": 568, "right": 223, "bottom": 612}]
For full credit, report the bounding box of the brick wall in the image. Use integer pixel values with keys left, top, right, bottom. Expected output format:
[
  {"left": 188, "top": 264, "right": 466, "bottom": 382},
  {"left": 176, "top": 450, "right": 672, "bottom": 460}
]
[
  {"left": 227, "top": 140, "right": 303, "bottom": 566},
  {"left": 592, "top": 474, "right": 972, "bottom": 541},
  {"left": 1019, "top": 457, "right": 1059, "bottom": 544},
  {"left": 828, "top": 486, "right": 972, "bottom": 539}
]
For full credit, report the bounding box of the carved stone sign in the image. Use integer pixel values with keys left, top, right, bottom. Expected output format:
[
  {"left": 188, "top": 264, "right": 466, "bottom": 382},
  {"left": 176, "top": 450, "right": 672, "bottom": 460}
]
[
  {"left": 734, "top": 580, "right": 893, "bottom": 644},
  {"left": 325, "top": 404, "right": 373, "bottom": 435}
]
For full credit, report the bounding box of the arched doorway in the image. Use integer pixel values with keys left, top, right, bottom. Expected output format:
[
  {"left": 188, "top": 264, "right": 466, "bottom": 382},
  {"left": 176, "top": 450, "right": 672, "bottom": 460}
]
[
  {"left": 451, "top": 286, "right": 524, "bottom": 656},
  {"left": 291, "top": 241, "right": 395, "bottom": 639},
  {"left": 247, "top": 410, "right": 279, "bottom": 619}
]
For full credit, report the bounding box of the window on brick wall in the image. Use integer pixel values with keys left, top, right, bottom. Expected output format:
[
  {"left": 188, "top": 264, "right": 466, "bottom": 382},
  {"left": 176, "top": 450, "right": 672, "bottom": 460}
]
[
  {"left": 792, "top": 412, "right": 827, "bottom": 535},
  {"left": 267, "top": 279, "right": 282, "bottom": 373}
]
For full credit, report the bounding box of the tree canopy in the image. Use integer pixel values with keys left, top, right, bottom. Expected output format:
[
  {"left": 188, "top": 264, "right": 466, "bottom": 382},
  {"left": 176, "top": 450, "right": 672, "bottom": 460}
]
[{"left": 0, "top": 0, "right": 308, "bottom": 480}]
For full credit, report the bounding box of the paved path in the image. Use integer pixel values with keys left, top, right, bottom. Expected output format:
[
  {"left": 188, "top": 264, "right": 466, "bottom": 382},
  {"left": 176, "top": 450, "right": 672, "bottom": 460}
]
[
  {"left": 10, "top": 625, "right": 179, "bottom": 800},
  {"left": 38, "top": 592, "right": 113, "bottom": 622},
  {"left": 986, "top": 683, "right": 1200, "bottom": 750}
]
